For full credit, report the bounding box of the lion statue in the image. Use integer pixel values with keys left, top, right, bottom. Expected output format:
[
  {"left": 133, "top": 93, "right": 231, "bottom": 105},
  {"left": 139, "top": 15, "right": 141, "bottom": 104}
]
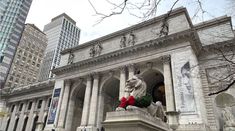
[
  {"left": 125, "top": 75, "right": 147, "bottom": 98},
  {"left": 116, "top": 75, "right": 166, "bottom": 121}
]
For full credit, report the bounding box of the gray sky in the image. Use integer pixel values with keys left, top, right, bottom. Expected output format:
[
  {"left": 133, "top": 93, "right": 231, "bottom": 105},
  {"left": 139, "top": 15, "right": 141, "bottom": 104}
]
[{"left": 26, "top": 0, "right": 232, "bottom": 43}]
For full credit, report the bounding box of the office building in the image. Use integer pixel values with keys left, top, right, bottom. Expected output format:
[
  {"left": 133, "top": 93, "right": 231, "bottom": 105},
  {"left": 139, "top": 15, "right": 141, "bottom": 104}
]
[
  {"left": 4, "top": 24, "right": 47, "bottom": 88},
  {"left": 0, "top": 0, "right": 33, "bottom": 88},
  {"left": 38, "top": 13, "right": 80, "bottom": 81}
]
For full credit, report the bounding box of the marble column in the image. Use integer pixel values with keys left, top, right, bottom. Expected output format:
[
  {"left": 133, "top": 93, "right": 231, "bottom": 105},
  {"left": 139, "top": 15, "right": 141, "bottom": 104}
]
[
  {"left": 128, "top": 64, "right": 135, "bottom": 79},
  {"left": 36, "top": 99, "right": 46, "bottom": 131},
  {"left": 87, "top": 73, "right": 99, "bottom": 130},
  {"left": 161, "top": 55, "right": 179, "bottom": 129},
  {"left": 57, "top": 80, "right": 71, "bottom": 129},
  {"left": 96, "top": 91, "right": 105, "bottom": 129},
  {"left": 0, "top": 106, "right": 9, "bottom": 131},
  {"left": 8, "top": 104, "right": 18, "bottom": 131},
  {"left": 65, "top": 96, "right": 75, "bottom": 131},
  {"left": 80, "top": 76, "right": 92, "bottom": 127},
  {"left": 26, "top": 101, "right": 36, "bottom": 131},
  {"left": 162, "top": 55, "right": 175, "bottom": 111},
  {"left": 0, "top": 100, "right": 7, "bottom": 129},
  {"left": 119, "top": 66, "right": 127, "bottom": 99},
  {"left": 17, "top": 102, "right": 26, "bottom": 131}
]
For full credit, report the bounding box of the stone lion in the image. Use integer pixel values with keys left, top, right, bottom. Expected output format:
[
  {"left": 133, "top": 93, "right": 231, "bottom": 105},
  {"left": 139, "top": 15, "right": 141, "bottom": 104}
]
[
  {"left": 116, "top": 75, "right": 166, "bottom": 121},
  {"left": 125, "top": 75, "right": 147, "bottom": 98}
]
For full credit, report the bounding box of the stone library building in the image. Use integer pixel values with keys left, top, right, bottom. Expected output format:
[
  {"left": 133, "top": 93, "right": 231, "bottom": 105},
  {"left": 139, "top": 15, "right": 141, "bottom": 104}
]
[{"left": 1, "top": 7, "right": 235, "bottom": 131}]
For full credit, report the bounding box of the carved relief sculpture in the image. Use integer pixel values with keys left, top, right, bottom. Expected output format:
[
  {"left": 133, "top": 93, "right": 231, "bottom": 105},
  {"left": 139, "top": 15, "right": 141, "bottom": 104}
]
[
  {"left": 127, "top": 32, "right": 136, "bottom": 46},
  {"left": 89, "top": 42, "right": 103, "bottom": 57},
  {"left": 222, "top": 107, "right": 235, "bottom": 131},
  {"left": 120, "top": 35, "right": 126, "bottom": 48},
  {"left": 67, "top": 52, "right": 75, "bottom": 64}
]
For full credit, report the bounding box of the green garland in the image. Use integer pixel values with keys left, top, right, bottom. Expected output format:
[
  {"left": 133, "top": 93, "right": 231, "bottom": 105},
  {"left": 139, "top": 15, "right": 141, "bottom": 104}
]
[{"left": 135, "top": 94, "right": 152, "bottom": 108}]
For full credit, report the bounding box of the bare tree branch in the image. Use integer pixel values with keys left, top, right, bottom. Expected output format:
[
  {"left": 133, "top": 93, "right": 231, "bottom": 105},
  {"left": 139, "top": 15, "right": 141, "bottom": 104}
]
[{"left": 208, "top": 80, "right": 235, "bottom": 96}]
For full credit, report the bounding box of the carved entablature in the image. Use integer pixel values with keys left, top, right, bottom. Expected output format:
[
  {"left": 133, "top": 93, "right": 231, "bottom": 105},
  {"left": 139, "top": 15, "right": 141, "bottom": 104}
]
[
  {"left": 120, "top": 32, "right": 136, "bottom": 48},
  {"left": 89, "top": 42, "right": 103, "bottom": 57}
]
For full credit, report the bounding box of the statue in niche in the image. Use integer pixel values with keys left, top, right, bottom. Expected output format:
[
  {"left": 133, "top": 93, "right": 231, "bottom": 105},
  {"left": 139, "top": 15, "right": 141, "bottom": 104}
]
[
  {"left": 120, "top": 35, "right": 126, "bottom": 48},
  {"left": 89, "top": 42, "right": 103, "bottom": 57},
  {"left": 116, "top": 75, "right": 166, "bottom": 121},
  {"left": 67, "top": 52, "right": 74, "bottom": 64},
  {"left": 222, "top": 106, "right": 235, "bottom": 131},
  {"left": 127, "top": 32, "right": 135, "bottom": 46}
]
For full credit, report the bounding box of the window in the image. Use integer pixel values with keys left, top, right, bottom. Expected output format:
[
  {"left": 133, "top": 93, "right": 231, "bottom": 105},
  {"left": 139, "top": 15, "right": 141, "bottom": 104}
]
[
  {"left": 37, "top": 100, "right": 42, "bottom": 109},
  {"left": 28, "top": 102, "right": 32, "bottom": 110}
]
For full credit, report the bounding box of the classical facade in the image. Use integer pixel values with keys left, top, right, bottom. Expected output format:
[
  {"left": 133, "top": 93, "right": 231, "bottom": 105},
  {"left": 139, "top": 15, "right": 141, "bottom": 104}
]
[
  {"left": 0, "top": 7, "right": 235, "bottom": 131},
  {"left": 4, "top": 24, "right": 47, "bottom": 88}
]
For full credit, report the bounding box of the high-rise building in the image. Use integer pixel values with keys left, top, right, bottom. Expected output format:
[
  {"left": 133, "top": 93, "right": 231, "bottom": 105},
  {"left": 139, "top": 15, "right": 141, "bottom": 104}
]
[
  {"left": 4, "top": 24, "right": 47, "bottom": 88},
  {"left": 0, "top": 0, "right": 33, "bottom": 88},
  {"left": 38, "top": 13, "right": 80, "bottom": 81}
]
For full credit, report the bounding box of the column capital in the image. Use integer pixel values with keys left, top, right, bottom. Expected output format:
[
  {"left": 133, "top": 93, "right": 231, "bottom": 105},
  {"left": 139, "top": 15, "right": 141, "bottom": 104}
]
[
  {"left": 91, "top": 72, "right": 100, "bottom": 79},
  {"left": 161, "top": 55, "right": 171, "bottom": 64},
  {"left": 119, "top": 66, "right": 127, "bottom": 73},
  {"left": 127, "top": 63, "right": 136, "bottom": 71},
  {"left": 64, "top": 79, "right": 72, "bottom": 84}
]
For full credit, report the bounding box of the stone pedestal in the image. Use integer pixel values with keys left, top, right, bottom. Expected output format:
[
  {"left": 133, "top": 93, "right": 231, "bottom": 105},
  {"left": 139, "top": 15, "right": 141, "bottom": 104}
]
[{"left": 102, "top": 108, "right": 170, "bottom": 131}]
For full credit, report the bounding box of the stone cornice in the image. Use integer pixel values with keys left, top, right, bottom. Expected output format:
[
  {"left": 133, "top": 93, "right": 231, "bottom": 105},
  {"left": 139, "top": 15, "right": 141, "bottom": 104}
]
[
  {"left": 53, "top": 29, "right": 200, "bottom": 75},
  {"left": 194, "top": 16, "right": 231, "bottom": 30},
  {"left": 61, "top": 7, "right": 192, "bottom": 55},
  {"left": 200, "top": 39, "right": 235, "bottom": 53},
  {"left": 1, "top": 79, "right": 55, "bottom": 97}
]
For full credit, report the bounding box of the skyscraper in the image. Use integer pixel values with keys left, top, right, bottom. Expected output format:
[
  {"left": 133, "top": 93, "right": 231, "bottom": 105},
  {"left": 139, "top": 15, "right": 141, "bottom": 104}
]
[
  {"left": 0, "top": 0, "right": 33, "bottom": 88},
  {"left": 38, "top": 13, "right": 80, "bottom": 81},
  {"left": 4, "top": 24, "right": 47, "bottom": 88}
]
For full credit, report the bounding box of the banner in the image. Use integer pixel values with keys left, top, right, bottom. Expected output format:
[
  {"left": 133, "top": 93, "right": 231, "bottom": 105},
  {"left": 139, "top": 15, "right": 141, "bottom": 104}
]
[{"left": 47, "top": 88, "right": 61, "bottom": 124}]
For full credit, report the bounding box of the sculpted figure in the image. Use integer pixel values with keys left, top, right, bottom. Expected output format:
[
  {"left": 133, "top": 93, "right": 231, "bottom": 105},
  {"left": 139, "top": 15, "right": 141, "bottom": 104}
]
[
  {"left": 116, "top": 75, "right": 166, "bottom": 121},
  {"left": 222, "top": 107, "right": 235, "bottom": 131},
  {"left": 127, "top": 33, "right": 135, "bottom": 46},
  {"left": 67, "top": 52, "right": 74, "bottom": 64},
  {"left": 120, "top": 35, "right": 126, "bottom": 48}
]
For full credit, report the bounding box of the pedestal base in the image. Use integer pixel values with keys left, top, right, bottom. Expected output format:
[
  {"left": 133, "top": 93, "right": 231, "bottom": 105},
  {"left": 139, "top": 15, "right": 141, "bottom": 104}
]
[{"left": 102, "top": 108, "right": 170, "bottom": 131}]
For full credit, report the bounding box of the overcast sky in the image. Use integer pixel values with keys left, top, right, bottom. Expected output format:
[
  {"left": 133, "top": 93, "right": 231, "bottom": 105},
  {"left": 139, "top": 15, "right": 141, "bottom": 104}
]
[{"left": 26, "top": 0, "right": 232, "bottom": 43}]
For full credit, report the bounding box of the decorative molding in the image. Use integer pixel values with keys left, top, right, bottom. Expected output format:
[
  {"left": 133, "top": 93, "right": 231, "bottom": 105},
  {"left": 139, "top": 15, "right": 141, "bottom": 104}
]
[
  {"left": 119, "top": 66, "right": 127, "bottom": 73},
  {"left": 91, "top": 72, "right": 100, "bottom": 79},
  {"left": 161, "top": 55, "right": 171, "bottom": 64}
]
